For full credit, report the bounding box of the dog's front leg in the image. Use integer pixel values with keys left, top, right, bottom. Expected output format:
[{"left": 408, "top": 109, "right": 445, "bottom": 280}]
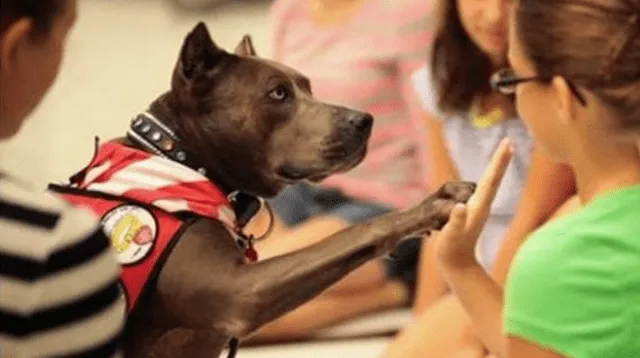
[
  {"left": 234, "top": 181, "right": 476, "bottom": 335},
  {"left": 147, "top": 328, "right": 230, "bottom": 358},
  {"left": 153, "top": 181, "right": 474, "bottom": 348}
]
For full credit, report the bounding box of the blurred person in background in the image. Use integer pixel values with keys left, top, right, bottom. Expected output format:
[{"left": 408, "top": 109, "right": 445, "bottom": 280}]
[
  {"left": 381, "top": 0, "right": 578, "bottom": 356},
  {"left": 247, "top": 0, "right": 437, "bottom": 342},
  {"left": 421, "top": 0, "right": 640, "bottom": 355}
]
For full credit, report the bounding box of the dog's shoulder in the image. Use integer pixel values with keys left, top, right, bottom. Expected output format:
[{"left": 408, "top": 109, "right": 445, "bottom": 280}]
[{"left": 175, "top": 217, "right": 244, "bottom": 260}]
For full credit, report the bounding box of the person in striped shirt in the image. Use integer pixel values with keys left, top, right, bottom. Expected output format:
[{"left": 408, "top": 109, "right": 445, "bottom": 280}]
[{"left": 0, "top": 1, "right": 126, "bottom": 357}]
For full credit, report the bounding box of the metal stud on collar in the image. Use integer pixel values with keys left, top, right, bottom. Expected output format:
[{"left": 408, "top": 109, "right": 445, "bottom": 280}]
[
  {"left": 128, "top": 113, "right": 206, "bottom": 176},
  {"left": 160, "top": 139, "right": 175, "bottom": 151},
  {"left": 176, "top": 151, "right": 187, "bottom": 161}
]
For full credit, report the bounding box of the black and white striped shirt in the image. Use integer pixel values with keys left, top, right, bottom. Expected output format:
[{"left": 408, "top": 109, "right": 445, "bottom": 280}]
[{"left": 0, "top": 176, "right": 125, "bottom": 357}]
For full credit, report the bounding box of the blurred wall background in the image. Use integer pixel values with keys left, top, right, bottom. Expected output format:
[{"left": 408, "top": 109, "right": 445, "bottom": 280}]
[{"left": 0, "top": 0, "right": 272, "bottom": 188}]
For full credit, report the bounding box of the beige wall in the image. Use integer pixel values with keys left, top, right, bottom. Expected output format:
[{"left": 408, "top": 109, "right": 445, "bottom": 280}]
[{"left": 0, "top": 0, "right": 272, "bottom": 188}]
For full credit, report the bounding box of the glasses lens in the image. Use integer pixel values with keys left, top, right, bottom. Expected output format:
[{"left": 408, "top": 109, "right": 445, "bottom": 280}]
[{"left": 490, "top": 68, "right": 517, "bottom": 95}]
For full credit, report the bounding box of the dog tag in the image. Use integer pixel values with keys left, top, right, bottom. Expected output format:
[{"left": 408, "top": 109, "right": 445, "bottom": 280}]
[
  {"left": 235, "top": 233, "right": 259, "bottom": 262},
  {"left": 245, "top": 244, "right": 258, "bottom": 262}
]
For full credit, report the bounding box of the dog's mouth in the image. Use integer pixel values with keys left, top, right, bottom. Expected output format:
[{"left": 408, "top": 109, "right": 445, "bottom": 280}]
[
  {"left": 276, "top": 166, "right": 335, "bottom": 183},
  {"left": 276, "top": 143, "right": 367, "bottom": 183},
  {"left": 277, "top": 166, "right": 315, "bottom": 181},
  {"left": 324, "top": 141, "right": 368, "bottom": 168}
]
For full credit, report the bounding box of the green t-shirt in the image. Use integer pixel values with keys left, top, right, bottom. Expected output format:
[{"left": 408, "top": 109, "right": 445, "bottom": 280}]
[{"left": 505, "top": 185, "right": 640, "bottom": 358}]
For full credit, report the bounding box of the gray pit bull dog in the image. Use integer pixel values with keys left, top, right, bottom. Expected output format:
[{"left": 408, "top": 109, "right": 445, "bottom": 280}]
[{"left": 55, "top": 23, "right": 475, "bottom": 357}]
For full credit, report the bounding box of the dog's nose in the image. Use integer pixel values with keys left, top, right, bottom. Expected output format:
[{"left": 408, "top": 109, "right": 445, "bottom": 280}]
[{"left": 348, "top": 112, "right": 374, "bottom": 132}]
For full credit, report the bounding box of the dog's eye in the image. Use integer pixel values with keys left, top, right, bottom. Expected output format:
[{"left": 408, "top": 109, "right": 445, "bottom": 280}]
[{"left": 269, "top": 86, "right": 289, "bottom": 102}]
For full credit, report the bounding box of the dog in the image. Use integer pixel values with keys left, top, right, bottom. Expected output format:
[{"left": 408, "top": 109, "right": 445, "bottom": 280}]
[{"left": 50, "top": 23, "right": 475, "bottom": 357}]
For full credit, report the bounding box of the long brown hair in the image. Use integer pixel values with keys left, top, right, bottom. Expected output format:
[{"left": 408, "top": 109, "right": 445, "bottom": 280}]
[
  {"left": 430, "top": 0, "right": 496, "bottom": 115},
  {"left": 516, "top": 0, "right": 640, "bottom": 133}
]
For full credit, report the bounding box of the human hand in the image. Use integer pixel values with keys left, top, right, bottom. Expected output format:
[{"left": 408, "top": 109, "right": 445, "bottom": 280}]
[{"left": 434, "top": 138, "right": 514, "bottom": 270}]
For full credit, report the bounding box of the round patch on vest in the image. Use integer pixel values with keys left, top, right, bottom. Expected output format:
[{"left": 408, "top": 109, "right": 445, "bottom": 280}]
[{"left": 101, "top": 205, "right": 158, "bottom": 265}]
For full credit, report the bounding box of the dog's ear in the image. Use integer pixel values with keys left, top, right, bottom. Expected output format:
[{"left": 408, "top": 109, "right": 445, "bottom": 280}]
[
  {"left": 178, "top": 22, "right": 226, "bottom": 80},
  {"left": 234, "top": 35, "right": 257, "bottom": 57}
]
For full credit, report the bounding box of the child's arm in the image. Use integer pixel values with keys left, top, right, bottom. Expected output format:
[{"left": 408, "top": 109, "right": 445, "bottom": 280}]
[
  {"left": 490, "top": 148, "right": 575, "bottom": 285},
  {"left": 437, "top": 145, "right": 576, "bottom": 357},
  {"left": 507, "top": 337, "right": 566, "bottom": 358},
  {"left": 413, "top": 113, "right": 459, "bottom": 314},
  {"left": 394, "top": 5, "right": 457, "bottom": 314},
  {"left": 424, "top": 114, "right": 460, "bottom": 187},
  {"left": 434, "top": 141, "right": 513, "bottom": 357}
]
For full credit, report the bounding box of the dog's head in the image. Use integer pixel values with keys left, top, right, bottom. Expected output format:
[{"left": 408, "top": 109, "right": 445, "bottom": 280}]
[{"left": 160, "top": 22, "right": 373, "bottom": 197}]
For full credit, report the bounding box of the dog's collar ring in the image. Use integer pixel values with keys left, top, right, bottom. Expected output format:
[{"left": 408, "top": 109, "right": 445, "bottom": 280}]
[{"left": 228, "top": 192, "right": 274, "bottom": 240}]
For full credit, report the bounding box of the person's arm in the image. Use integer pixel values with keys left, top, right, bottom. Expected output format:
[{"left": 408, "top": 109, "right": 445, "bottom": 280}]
[
  {"left": 507, "top": 337, "right": 566, "bottom": 358},
  {"left": 433, "top": 139, "right": 513, "bottom": 357},
  {"left": 490, "top": 147, "right": 575, "bottom": 285},
  {"left": 424, "top": 114, "right": 460, "bottom": 188},
  {"left": 0, "top": 190, "right": 124, "bottom": 357},
  {"left": 383, "top": 159, "right": 577, "bottom": 358},
  {"left": 436, "top": 146, "right": 574, "bottom": 356},
  {"left": 395, "top": 5, "right": 454, "bottom": 313},
  {"left": 435, "top": 143, "right": 579, "bottom": 357},
  {"left": 413, "top": 114, "right": 459, "bottom": 314},
  {"left": 440, "top": 261, "right": 506, "bottom": 355},
  {"left": 413, "top": 235, "right": 448, "bottom": 314}
]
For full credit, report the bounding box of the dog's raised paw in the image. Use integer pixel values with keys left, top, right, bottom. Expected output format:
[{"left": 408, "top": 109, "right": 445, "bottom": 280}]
[
  {"left": 436, "top": 181, "right": 476, "bottom": 204},
  {"left": 411, "top": 181, "right": 476, "bottom": 234}
]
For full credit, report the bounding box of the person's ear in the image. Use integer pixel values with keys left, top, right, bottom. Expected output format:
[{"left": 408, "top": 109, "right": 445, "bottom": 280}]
[
  {"left": 551, "top": 76, "right": 577, "bottom": 126},
  {"left": 0, "top": 18, "right": 34, "bottom": 73}
]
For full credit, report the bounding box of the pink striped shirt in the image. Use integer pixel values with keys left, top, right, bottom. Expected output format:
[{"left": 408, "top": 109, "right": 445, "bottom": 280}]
[{"left": 272, "top": 0, "right": 435, "bottom": 209}]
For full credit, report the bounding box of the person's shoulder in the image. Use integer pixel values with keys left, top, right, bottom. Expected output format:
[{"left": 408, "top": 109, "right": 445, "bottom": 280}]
[
  {"left": 560, "top": 185, "right": 640, "bottom": 251},
  {"left": 580, "top": 185, "right": 640, "bottom": 272},
  {"left": 0, "top": 176, "right": 102, "bottom": 254},
  {"left": 505, "top": 191, "right": 640, "bottom": 357},
  {"left": 1, "top": 176, "right": 71, "bottom": 215},
  {"left": 509, "top": 190, "right": 640, "bottom": 297},
  {"left": 514, "top": 207, "right": 599, "bottom": 263},
  {"left": 411, "top": 65, "right": 432, "bottom": 88},
  {"left": 586, "top": 184, "right": 640, "bottom": 224},
  {"left": 411, "top": 65, "right": 446, "bottom": 117},
  {"left": 0, "top": 176, "right": 124, "bottom": 357}
]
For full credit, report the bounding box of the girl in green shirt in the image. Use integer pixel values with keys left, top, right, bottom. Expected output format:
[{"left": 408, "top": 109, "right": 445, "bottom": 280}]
[{"left": 431, "top": 0, "right": 640, "bottom": 357}]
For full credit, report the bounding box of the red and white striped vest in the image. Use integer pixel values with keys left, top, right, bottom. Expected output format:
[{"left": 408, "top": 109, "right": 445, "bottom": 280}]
[{"left": 51, "top": 141, "right": 240, "bottom": 314}]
